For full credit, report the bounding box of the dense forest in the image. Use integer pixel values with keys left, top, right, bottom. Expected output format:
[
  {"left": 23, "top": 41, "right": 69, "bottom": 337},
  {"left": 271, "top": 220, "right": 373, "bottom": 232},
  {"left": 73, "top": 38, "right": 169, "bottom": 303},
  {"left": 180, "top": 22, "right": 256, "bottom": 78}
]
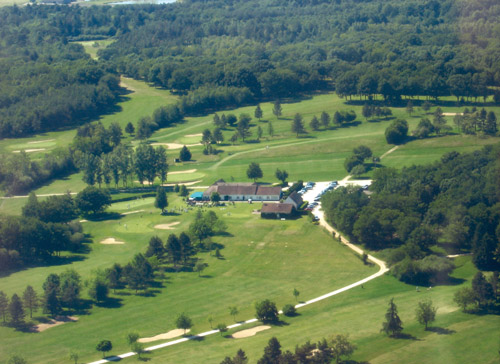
[
  {"left": 0, "top": 0, "right": 499, "bottom": 138},
  {"left": 322, "top": 144, "right": 500, "bottom": 285}
]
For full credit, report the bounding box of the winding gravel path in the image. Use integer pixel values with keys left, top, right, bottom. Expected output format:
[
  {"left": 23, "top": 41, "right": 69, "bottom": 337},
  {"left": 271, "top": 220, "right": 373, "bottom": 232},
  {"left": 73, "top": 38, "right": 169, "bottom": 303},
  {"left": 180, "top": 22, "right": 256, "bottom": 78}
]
[{"left": 87, "top": 203, "right": 388, "bottom": 364}]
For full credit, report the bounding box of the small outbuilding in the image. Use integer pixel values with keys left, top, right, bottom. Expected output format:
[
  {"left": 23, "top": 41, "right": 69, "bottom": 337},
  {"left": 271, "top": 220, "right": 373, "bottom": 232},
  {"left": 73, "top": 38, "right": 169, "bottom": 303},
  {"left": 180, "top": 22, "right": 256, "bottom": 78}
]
[{"left": 261, "top": 203, "right": 294, "bottom": 219}]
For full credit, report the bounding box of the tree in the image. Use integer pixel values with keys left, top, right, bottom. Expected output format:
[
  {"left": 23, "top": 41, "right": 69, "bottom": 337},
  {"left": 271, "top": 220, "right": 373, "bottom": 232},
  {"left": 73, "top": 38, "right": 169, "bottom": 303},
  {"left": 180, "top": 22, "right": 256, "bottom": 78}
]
[
  {"left": 385, "top": 119, "right": 409, "bottom": 145},
  {"left": 291, "top": 113, "right": 306, "bottom": 137},
  {"left": 413, "top": 118, "right": 435, "bottom": 138},
  {"left": 75, "top": 186, "right": 111, "bottom": 216},
  {"left": 472, "top": 271, "right": 494, "bottom": 307},
  {"left": 415, "top": 300, "right": 437, "bottom": 330},
  {"left": 272, "top": 101, "right": 282, "bottom": 119},
  {"left": 258, "top": 337, "right": 281, "bottom": 364},
  {"left": 194, "top": 261, "right": 208, "bottom": 277},
  {"left": 406, "top": 100, "right": 414, "bottom": 116},
  {"left": 175, "top": 313, "right": 193, "bottom": 334},
  {"left": 154, "top": 187, "right": 168, "bottom": 213},
  {"left": 255, "top": 299, "right": 279, "bottom": 323},
  {"left": 131, "top": 342, "right": 144, "bottom": 359},
  {"left": 233, "top": 349, "right": 248, "bottom": 364},
  {"left": 432, "top": 107, "right": 447, "bottom": 134},
  {"left": 213, "top": 113, "right": 222, "bottom": 128},
  {"left": 202, "top": 129, "right": 212, "bottom": 145},
  {"left": 22, "top": 192, "right": 40, "bottom": 218},
  {"left": 179, "top": 184, "right": 189, "bottom": 197},
  {"left": 7, "top": 356, "right": 27, "bottom": 364},
  {"left": 96, "top": 340, "right": 112, "bottom": 358},
  {"left": 0, "top": 291, "right": 8, "bottom": 323},
  {"left": 237, "top": 114, "right": 252, "bottom": 141},
  {"left": 362, "top": 104, "right": 373, "bottom": 121},
  {"left": 353, "top": 145, "right": 372, "bottom": 160},
  {"left": 257, "top": 126, "right": 263, "bottom": 140},
  {"left": 88, "top": 275, "right": 109, "bottom": 303},
  {"left": 309, "top": 116, "right": 319, "bottom": 131},
  {"left": 381, "top": 298, "right": 403, "bottom": 337},
  {"left": 9, "top": 294, "right": 25, "bottom": 327},
  {"left": 267, "top": 121, "right": 274, "bottom": 137},
  {"left": 213, "top": 128, "right": 224, "bottom": 144},
  {"left": 126, "top": 332, "right": 139, "bottom": 346},
  {"left": 293, "top": 288, "right": 300, "bottom": 302},
  {"left": 254, "top": 104, "right": 263, "bottom": 121},
  {"left": 125, "top": 122, "right": 135, "bottom": 135},
  {"left": 59, "top": 269, "right": 82, "bottom": 308},
  {"left": 106, "top": 264, "right": 122, "bottom": 293},
  {"left": 282, "top": 304, "right": 296, "bottom": 316},
  {"left": 229, "top": 306, "right": 239, "bottom": 322},
  {"left": 422, "top": 101, "right": 431, "bottom": 113},
  {"left": 484, "top": 111, "right": 497, "bottom": 135},
  {"left": 216, "top": 323, "right": 227, "bottom": 336},
  {"left": 320, "top": 111, "right": 330, "bottom": 129},
  {"left": 275, "top": 169, "right": 289, "bottom": 186},
  {"left": 156, "top": 146, "right": 168, "bottom": 185},
  {"left": 43, "top": 273, "right": 61, "bottom": 316},
  {"left": 124, "top": 253, "right": 153, "bottom": 292},
  {"left": 69, "top": 351, "right": 78, "bottom": 364},
  {"left": 330, "top": 334, "right": 356, "bottom": 364},
  {"left": 22, "top": 285, "right": 39, "bottom": 318},
  {"left": 344, "top": 154, "right": 364, "bottom": 173},
  {"left": 247, "top": 162, "right": 263, "bottom": 182},
  {"left": 179, "top": 146, "right": 192, "bottom": 162},
  {"left": 211, "top": 192, "right": 221, "bottom": 205}
]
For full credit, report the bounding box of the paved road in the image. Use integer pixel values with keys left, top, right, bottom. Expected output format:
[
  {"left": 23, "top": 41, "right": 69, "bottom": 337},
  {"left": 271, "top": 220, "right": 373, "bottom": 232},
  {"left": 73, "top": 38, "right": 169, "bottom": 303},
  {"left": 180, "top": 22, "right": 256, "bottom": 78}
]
[{"left": 87, "top": 186, "right": 389, "bottom": 364}]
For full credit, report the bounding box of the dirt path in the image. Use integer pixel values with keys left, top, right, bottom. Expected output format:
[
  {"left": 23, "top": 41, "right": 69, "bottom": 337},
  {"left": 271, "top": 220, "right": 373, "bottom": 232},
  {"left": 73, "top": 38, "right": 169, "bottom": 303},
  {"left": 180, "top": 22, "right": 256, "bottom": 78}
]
[{"left": 86, "top": 196, "right": 389, "bottom": 364}]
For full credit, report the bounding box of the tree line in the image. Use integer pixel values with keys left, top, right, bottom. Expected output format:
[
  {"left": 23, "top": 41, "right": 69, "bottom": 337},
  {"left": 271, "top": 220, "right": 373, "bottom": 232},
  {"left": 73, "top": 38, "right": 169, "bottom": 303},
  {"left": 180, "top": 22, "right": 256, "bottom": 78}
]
[{"left": 322, "top": 144, "right": 500, "bottom": 285}]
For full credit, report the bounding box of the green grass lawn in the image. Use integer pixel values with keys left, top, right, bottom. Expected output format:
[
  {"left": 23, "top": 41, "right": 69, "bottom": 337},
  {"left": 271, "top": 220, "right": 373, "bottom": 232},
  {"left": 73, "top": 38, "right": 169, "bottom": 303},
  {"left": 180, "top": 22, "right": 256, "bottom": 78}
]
[
  {"left": 0, "top": 197, "right": 378, "bottom": 363},
  {"left": 75, "top": 39, "right": 114, "bottom": 60}
]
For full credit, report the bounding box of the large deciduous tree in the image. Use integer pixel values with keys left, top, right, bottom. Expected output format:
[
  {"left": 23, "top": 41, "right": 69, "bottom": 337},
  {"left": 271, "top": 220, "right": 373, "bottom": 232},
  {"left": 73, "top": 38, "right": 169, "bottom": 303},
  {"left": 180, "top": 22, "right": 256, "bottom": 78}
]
[
  {"left": 75, "top": 186, "right": 111, "bottom": 216},
  {"left": 247, "top": 162, "right": 263, "bottom": 182},
  {"left": 415, "top": 300, "right": 437, "bottom": 330},
  {"left": 255, "top": 299, "right": 279, "bottom": 323}
]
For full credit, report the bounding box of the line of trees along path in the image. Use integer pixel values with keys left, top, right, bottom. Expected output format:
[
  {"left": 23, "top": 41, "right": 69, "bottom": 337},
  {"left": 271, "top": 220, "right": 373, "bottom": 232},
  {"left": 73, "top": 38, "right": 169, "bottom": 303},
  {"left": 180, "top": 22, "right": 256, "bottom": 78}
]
[{"left": 85, "top": 198, "right": 388, "bottom": 364}]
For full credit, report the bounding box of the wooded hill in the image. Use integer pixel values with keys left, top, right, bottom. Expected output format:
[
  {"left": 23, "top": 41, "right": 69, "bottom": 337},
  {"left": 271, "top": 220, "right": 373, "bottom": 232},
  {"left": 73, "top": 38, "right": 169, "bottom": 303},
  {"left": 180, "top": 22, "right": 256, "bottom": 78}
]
[{"left": 0, "top": 0, "right": 499, "bottom": 138}]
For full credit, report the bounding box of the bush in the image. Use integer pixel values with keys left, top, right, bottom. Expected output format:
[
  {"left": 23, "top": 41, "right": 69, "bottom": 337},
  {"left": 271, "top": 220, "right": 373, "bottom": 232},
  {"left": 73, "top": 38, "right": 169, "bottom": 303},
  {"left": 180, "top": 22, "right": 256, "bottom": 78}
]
[
  {"left": 282, "top": 304, "right": 296, "bottom": 317},
  {"left": 255, "top": 299, "right": 279, "bottom": 323},
  {"left": 385, "top": 119, "right": 408, "bottom": 144}
]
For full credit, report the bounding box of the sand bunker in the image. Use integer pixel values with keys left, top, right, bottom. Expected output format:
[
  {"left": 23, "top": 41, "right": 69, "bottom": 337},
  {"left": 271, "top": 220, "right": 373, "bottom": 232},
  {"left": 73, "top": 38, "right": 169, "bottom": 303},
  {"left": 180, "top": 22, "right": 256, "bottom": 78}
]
[
  {"left": 100, "top": 238, "right": 125, "bottom": 245},
  {"left": 154, "top": 221, "right": 180, "bottom": 230},
  {"left": 162, "top": 180, "right": 203, "bottom": 187},
  {"left": 151, "top": 142, "right": 202, "bottom": 150},
  {"left": 28, "top": 139, "right": 55, "bottom": 144},
  {"left": 121, "top": 209, "right": 144, "bottom": 216},
  {"left": 34, "top": 316, "right": 78, "bottom": 332},
  {"left": 139, "top": 329, "right": 189, "bottom": 343},
  {"left": 13, "top": 148, "right": 46, "bottom": 153},
  {"left": 232, "top": 325, "right": 271, "bottom": 339},
  {"left": 443, "top": 113, "right": 463, "bottom": 116},
  {"left": 169, "top": 169, "right": 197, "bottom": 175},
  {"left": 185, "top": 133, "right": 202, "bottom": 137}
]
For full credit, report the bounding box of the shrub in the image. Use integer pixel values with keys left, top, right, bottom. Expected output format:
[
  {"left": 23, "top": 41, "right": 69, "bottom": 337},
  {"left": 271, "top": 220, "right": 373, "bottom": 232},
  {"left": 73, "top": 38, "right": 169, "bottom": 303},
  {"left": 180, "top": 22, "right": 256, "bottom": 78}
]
[{"left": 282, "top": 304, "right": 296, "bottom": 317}]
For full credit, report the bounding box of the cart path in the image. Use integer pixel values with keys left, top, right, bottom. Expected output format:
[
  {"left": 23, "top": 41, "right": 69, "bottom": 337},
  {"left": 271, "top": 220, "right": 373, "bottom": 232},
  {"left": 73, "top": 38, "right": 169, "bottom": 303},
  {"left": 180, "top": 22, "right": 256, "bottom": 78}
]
[{"left": 87, "top": 208, "right": 388, "bottom": 364}]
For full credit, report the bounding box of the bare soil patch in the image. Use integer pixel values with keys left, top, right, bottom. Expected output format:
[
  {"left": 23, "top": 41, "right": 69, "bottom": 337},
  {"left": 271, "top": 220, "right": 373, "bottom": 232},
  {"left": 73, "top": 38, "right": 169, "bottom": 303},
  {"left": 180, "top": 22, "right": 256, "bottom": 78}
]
[
  {"left": 100, "top": 238, "right": 125, "bottom": 245},
  {"left": 121, "top": 209, "right": 144, "bottom": 216},
  {"left": 154, "top": 221, "right": 180, "bottom": 230},
  {"left": 232, "top": 325, "right": 271, "bottom": 339},
  {"left": 34, "top": 316, "right": 78, "bottom": 332},
  {"left": 139, "top": 329, "right": 189, "bottom": 343},
  {"left": 151, "top": 142, "right": 202, "bottom": 150},
  {"left": 169, "top": 169, "right": 197, "bottom": 175},
  {"left": 13, "top": 148, "right": 46, "bottom": 153},
  {"left": 28, "top": 139, "right": 55, "bottom": 144}
]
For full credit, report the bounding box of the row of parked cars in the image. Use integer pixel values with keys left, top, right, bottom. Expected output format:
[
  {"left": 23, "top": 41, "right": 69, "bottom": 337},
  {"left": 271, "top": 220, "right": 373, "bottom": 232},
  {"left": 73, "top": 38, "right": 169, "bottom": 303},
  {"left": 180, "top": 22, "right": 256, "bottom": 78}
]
[
  {"left": 297, "top": 181, "right": 316, "bottom": 195},
  {"left": 304, "top": 181, "right": 338, "bottom": 211}
]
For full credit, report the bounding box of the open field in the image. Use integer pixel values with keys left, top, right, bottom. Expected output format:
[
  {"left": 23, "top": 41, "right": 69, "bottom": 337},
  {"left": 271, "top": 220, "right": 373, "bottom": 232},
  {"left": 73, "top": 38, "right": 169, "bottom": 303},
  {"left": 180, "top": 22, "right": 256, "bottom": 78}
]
[
  {"left": 76, "top": 39, "right": 115, "bottom": 60},
  {"left": 0, "top": 197, "right": 379, "bottom": 363}
]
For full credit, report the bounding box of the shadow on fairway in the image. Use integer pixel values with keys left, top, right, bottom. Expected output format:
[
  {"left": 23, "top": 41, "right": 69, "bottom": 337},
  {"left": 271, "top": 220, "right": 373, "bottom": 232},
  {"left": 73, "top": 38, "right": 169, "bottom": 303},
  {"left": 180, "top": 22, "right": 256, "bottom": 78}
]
[{"left": 427, "top": 326, "right": 456, "bottom": 335}]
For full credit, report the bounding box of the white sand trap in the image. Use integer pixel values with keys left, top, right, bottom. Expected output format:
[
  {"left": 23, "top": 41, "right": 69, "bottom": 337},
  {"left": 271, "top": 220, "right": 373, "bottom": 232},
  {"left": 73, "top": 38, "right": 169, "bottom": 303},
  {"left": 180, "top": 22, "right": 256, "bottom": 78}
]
[
  {"left": 139, "top": 329, "right": 190, "bottom": 343},
  {"left": 443, "top": 113, "right": 463, "bottom": 116},
  {"left": 151, "top": 142, "right": 202, "bottom": 150},
  {"left": 162, "top": 180, "right": 203, "bottom": 187},
  {"left": 121, "top": 209, "right": 144, "bottom": 216},
  {"left": 100, "top": 238, "right": 125, "bottom": 245},
  {"left": 35, "top": 316, "right": 78, "bottom": 332},
  {"left": 232, "top": 325, "right": 271, "bottom": 339},
  {"left": 28, "top": 139, "right": 55, "bottom": 144},
  {"left": 185, "top": 133, "right": 202, "bottom": 137},
  {"left": 154, "top": 221, "right": 180, "bottom": 230},
  {"left": 13, "top": 148, "right": 46, "bottom": 153},
  {"left": 169, "top": 169, "right": 197, "bottom": 175}
]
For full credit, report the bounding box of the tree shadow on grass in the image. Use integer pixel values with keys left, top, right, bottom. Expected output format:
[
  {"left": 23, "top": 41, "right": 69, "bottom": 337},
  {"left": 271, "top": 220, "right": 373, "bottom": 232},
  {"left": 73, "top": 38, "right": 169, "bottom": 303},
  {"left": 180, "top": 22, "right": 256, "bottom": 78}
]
[
  {"left": 187, "top": 335, "right": 205, "bottom": 342},
  {"left": 427, "top": 327, "right": 456, "bottom": 335},
  {"left": 95, "top": 297, "right": 123, "bottom": 309},
  {"left": 104, "top": 355, "right": 122, "bottom": 361},
  {"left": 394, "top": 333, "right": 420, "bottom": 340},
  {"left": 136, "top": 289, "right": 161, "bottom": 298},
  {"left": 85, "top": 212, "right": 122, "bottom": 222}
]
